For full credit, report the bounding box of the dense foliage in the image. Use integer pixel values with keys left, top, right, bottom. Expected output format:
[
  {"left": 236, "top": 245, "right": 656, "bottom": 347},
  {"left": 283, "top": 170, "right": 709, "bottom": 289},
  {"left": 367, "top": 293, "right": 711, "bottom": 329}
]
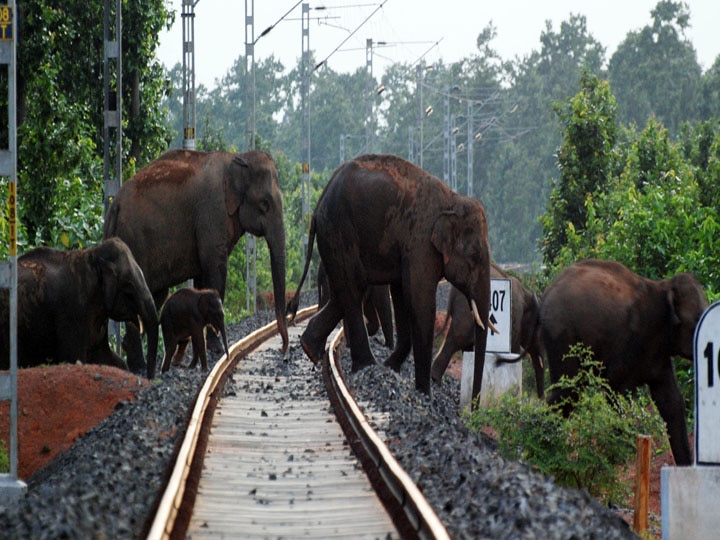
[
  {"left": 466, "top": 346, "right": 668, "bottom": 505},
  {"left": 0, "top": 1, "right": 718, "bottom": 318}
]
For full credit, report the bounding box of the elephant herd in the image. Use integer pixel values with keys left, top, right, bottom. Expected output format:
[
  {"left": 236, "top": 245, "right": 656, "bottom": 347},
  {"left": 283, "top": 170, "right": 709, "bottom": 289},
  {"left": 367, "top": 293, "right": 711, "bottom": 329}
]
[{"left": 0, "top": 150, "right": 710, "bottom": 466}]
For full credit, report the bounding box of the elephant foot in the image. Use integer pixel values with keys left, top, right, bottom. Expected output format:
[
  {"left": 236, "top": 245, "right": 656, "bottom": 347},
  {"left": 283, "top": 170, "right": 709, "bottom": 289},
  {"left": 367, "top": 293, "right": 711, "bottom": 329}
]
[
  {"left": 384, "top": 355, "right": 405, "bottom": 373},
  {"left": 206, "top": 332, "right": 224, "bottom": 354},
  {"left": 300, "top": 334, "right": 326, "bottom": 365},
  {"left": 351, "top": 356, "right": 377, "bottom": 373}
]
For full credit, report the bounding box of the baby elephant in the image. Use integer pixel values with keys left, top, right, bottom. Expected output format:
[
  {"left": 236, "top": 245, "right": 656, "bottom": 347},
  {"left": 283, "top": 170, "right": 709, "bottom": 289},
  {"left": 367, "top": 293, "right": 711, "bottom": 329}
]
[{"left": 160, "top": 288, "right": 229, "bottom": 373}]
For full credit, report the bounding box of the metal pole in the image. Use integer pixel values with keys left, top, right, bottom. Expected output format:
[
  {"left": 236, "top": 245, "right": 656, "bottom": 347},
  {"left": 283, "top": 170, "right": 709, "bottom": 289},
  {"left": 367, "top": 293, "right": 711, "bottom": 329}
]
[
  {"left": 443, "top": 85, "right": 449, "bottom": 184},
  {"left": 0, "top": 1, "right": 27, "bottom": 503},
  {"left": 365, "top": 38, "right": 373, "bottom": 154},
  {"left": 467, "top": 101, "right": 473, "bottom": 197},
  {"left": 181, "top": 0, "right": 196, "bottom": 150},
  {"left": 301, "top": 4, "right": 311, "bottom": 267},
  {"left": 244, "top": 0, "right": 256, "bottom": 313}
]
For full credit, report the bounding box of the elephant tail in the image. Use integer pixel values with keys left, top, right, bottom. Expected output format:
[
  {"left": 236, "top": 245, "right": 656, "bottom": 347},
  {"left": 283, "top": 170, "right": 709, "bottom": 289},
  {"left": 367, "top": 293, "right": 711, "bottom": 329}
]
[{"left": 286, "top": 215, "right": 316, "bottom": 322}]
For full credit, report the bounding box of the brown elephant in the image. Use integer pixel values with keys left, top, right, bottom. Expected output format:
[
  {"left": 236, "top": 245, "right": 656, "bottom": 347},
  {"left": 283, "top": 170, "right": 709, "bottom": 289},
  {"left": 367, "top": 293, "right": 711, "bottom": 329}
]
[
  {"left": 103, "top": 149, "right": 288, "bottom": 376},
  {"left": 317, "top": 260, "right": 394, "bottom": 349},
  {"left": 431, "top": 264, "right": 545, "bottom": 398},
  {"left": 539, "top": 259, "right": 708, "bottom": 466},
  {"left": 160, "top": 287, "right": 229, "bottom": 373},
  {"left": 288, "top": 154, "right": 492, "bottom": 397},
  {"left": 0, "top": 238, "right": 158, "bottom": 372}
]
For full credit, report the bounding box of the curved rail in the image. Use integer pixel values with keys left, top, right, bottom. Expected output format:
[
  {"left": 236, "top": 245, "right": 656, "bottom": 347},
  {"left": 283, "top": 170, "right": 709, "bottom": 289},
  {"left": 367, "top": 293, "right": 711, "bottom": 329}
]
[
  {"left": 147, "top": 307, "right": 449, "bottom": 539},
  {"left": 324, "top": 327, "right": 451, "bottom": 540},
  {"left": 147, "top": 307, "right": 316, "bottom": 540}
]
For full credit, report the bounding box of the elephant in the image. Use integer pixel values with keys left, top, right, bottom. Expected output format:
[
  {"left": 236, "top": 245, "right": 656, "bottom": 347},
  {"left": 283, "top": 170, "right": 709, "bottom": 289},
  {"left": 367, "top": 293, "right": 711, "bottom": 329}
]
[
  {"left": 0, "top": 238, "right": 159, "bottom": 372},
  {"left": 160, "top": 287, "right": 229, "bottom": 373},
  {"left": 539, "top": 258, "right": 708, "bottom": 466},
  {"left": 431, "top": 263, "right": 545, "bottom": 398},
  {"left": 103, "top": 149, "right": 288, "bottom": 376},
  {"left": 288, "top": 154, "right": 492, "bottom": 397},
  {"left": 317, "top": 260, "right": 394, "bottom": 349}
]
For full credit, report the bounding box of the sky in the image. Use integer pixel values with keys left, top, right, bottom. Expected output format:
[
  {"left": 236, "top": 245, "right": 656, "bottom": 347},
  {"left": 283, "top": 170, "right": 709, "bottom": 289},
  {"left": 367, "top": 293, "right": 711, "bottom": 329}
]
[{"left": 155, "top": 1, "right": 720, "bottom": 90}]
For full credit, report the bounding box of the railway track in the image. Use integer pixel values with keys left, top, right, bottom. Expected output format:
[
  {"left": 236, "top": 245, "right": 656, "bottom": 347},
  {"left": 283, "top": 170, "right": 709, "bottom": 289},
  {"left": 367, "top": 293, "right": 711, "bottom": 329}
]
[{"left": 147, "top": 307, "right": 449, "bottom": 540}]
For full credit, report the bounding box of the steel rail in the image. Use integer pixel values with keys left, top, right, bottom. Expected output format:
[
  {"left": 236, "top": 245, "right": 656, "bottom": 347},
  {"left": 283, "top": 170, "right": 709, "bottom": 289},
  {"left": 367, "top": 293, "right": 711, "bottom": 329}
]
[
  {"left": 146, "top": 307, "right": 316, "bottom": 540},
  {"left": 324, "top": 326, "right": 451, "bottom": 540}
]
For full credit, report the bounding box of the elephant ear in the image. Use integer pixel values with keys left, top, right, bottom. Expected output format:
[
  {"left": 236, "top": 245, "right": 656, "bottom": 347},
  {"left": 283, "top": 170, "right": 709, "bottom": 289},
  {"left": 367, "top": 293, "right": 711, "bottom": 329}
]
[
  {"left": 96, "top": 242, "right": 120, "bottom": 312},
  {"left": 431, "top": 211, "right": 458, "bottom": 265},
  {"left": 225, "top": 155, "right": 249, "bottom": 216}
]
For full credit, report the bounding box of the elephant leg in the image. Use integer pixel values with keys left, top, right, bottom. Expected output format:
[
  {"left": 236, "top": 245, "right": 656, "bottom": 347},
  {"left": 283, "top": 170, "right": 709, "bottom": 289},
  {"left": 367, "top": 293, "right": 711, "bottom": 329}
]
[
  {"left": 344, "top": 300, "right": 376, "bottom": 372},
  {"left": 385, "top": 283, "right": 411, "bottom": 371},
  {"left": 174, "top": 338, "right": 190, "bottom": 367},
  {"left": 531, "top": 354, "right": 545, "bottom": 399},
  {"left": 409, "top": 283, "right": 439, "bottom": 394},
  {"left": 373, "top": 285, "right": 394, "bottom": 349},
  {"left": 431, "top": 338, "right": 460, "bottom": 383},
  {"left": 364, "top": 295, "right": 380, "bottom": 337},
  {"left": 301, "top": 298, "right": 343, "bottom": 365},
  {"left": 189, "top": 329, "right": 209, "bottom": 370},
  {"left": 161, "top": 339, "right": 178, "bottom": 373},
  {"left": 122, "top": 322, "right": 146, "bottom": 375},
  {"left": 648, "top": 370, "right": 692, "bottom": 466}
]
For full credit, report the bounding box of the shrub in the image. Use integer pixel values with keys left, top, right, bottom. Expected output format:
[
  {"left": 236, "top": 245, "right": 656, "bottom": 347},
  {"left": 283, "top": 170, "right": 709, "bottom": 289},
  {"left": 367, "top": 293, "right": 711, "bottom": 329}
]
[{"left": 465, "top": 345, "right": 667, "bottom": 505}]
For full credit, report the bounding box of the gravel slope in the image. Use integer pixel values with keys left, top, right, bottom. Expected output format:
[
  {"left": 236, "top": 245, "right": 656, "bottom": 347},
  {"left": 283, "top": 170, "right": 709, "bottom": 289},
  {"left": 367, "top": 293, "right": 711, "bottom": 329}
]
[{"left": 0, "top": 296, "right": 636, "bottom": 539}]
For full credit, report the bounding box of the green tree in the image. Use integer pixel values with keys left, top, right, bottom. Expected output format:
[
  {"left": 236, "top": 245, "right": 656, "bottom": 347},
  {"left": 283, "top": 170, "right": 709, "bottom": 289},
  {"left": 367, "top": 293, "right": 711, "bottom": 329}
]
[
  {"left": 9, "top": 0, "right": 172, "bottom": 246},
  {"left": 608, "top": 1, "right": 702, "bottom": 134},
  {"left": 539, "top": 73, "right": 617, "bottom": 268}
]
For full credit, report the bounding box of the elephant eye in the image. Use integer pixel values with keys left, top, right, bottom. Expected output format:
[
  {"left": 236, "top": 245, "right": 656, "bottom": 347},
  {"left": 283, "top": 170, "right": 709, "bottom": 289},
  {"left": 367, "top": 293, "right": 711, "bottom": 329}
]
[{"left": 259, "top": 197, "right": 271, "bottom": 214}]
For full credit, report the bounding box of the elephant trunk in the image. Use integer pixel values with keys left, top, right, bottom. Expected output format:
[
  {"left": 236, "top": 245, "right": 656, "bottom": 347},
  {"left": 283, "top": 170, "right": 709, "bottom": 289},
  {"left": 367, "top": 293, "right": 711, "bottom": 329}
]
[
  {"left": 219, "top": 323, "right": 230, "bottom": 358},
  {"left": 139, "top": 295, "right": 159, "bottom": 379},
  {"left": 471, "top": 277, "right": 491, "bottom": 409},
  {"left": 267, "top": 223, "right": 289, "bottom": 354}
]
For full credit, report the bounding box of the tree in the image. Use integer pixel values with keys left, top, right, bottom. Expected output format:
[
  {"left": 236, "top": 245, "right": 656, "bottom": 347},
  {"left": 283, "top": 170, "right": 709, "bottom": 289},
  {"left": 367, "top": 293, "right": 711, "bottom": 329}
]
[
  {"left": 539, "top": 72, "right": 617, "bottom": 267},
  {"left": 608, "top": 1, "right": 702, "bottom": 134},
  {"left": 10, "top": 0, "right": 172, "bottom": 245}
]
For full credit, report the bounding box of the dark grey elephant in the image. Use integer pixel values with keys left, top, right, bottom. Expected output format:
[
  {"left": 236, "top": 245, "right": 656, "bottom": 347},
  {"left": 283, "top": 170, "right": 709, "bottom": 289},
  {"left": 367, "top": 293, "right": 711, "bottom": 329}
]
[
  {"left": 317, "top": 260, "right": 394, "bottom": 349},
  {"left": 288, "top": 154, "right": 492, "bottom": 397},
  {"left": 431, "top": 264, "right": 545, "bottom": 398},
  {"left": 160, "top": 287, "right": 229, "bottom": 373},
  {"left": 104, "top": 149, "right": 288, "bottom": 376},
  {"left": 0, "top": 238, "right": 158, "bottom": 372},
  {"left": 539, "top": 258, "right": 708, "bottom": 466}
]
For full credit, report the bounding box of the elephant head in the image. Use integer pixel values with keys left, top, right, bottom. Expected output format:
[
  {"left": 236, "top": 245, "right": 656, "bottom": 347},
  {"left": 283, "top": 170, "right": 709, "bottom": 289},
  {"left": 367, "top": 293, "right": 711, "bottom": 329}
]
[
  {"left": 222, "top": 152, "right": 288, "bottom": 352},
  {"left": 431, "top": 200, "right": 492, "bottom": 401},
  {"left": 668, "top": 272, "right": 708, "bottom": 358},
  {"left": 97, "top": 238, "right": 159, "bottom": 378}
]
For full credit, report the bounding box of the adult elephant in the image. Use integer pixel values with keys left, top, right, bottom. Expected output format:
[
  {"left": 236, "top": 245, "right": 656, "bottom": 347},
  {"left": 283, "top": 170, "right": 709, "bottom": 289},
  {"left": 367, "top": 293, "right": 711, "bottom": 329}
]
[
  {"left": 431, "top": 264, "right": 545, "bottom": 398},
  {"left": 0, "top": 238, "right": 158, "bottom": 372},
  {"left": 318, "top": 260, "right": 394, "bottom": 349},
  {"left": 288, "top": 154, "right": 492, "bottom": 396},
  {"left": 104, "top": 149, "right": 288, "bottom": 375},
  {"left": 539, "top": 259, "right": 708, "bottom": 466}
]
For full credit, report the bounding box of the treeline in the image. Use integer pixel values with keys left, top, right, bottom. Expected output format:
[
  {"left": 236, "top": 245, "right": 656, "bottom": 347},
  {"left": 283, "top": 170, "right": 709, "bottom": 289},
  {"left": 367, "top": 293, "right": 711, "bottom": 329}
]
[
  {"left": 162, "top": 1, "right": 720, "bottom": 268},
  {"left": 1, "top": 1, "right": 719, "bottom": 318}
]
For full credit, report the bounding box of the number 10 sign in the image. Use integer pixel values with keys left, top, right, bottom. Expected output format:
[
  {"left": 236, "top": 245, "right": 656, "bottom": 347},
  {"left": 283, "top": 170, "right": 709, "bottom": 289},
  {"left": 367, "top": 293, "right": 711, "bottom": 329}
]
[{"left": 695, "top": 301, "right": 720, "bottom": 464}]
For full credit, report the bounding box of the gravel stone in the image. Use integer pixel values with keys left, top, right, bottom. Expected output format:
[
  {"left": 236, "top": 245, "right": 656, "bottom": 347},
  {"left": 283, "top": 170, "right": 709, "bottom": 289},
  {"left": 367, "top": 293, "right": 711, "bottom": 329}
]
[{"left": 0, "top": 290, "right": 637, "bottom": 539}]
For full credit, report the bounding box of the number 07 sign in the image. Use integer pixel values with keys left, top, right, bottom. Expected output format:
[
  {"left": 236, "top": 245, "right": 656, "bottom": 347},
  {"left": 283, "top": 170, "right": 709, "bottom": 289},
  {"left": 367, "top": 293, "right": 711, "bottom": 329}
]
[{"left": 694, "top": 301, "right": 720, "bottom": 464}]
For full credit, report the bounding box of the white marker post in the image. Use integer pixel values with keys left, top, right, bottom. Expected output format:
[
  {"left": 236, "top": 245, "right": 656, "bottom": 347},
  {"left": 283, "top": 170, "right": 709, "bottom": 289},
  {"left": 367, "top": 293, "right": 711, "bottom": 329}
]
[
  {"left": 661, "top": 301, "right": 720, "bottom": 538},
  {"left": 460, "top": 278, "right": 520, "bottom": 410}
]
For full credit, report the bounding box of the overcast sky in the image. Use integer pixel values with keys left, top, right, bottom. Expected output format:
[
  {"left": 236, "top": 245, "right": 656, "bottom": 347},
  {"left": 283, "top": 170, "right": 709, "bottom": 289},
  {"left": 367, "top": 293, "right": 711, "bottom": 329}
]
[{"left": 155, "top": 1, "right": 720, "bottom": 90}]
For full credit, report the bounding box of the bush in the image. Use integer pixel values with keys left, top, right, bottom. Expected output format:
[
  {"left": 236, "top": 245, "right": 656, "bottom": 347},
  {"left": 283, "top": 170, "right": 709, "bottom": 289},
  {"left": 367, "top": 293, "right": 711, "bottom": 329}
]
[{"left": 465, "top": 345, "right": 667, "bottom": 505}]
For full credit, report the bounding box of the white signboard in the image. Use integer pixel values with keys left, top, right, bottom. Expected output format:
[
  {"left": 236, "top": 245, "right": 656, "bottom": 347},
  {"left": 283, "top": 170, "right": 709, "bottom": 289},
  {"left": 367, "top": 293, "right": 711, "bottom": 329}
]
[
  {"left": 486, "top": 278, "right": 511, "bottom": 354},
  {"left": 694, "top": 301, "right": 720, "bottom": 464}
]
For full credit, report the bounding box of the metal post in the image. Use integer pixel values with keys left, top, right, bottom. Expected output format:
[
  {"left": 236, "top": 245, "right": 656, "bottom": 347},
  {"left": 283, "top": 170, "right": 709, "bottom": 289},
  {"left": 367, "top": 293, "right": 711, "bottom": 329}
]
[
  {"left": 181, "top": 0, "right": 196, "bottom": 150},
  {"left": 450, "top": 115, "right": 457, "bottom": 192},
  {"left": 466, "top": 101, "right": 473, "bottom": 197},
  {"left": 365, "top": 38, "right": 373, "bottom": 154},
  {"left": 301, "top": 4, "right": 311, "bottom": 267},
  {"left": 443, "top": 85, "right": 449, "bottom": 184},
  {"left": 0, "top": 1, "right": 27, "bottom": 504},
  {"left": 103, "top": 0, "right": 122, "bottom": 353},
  {"left": 244, "top": 0, "right": 256, "bottom": 313}
]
